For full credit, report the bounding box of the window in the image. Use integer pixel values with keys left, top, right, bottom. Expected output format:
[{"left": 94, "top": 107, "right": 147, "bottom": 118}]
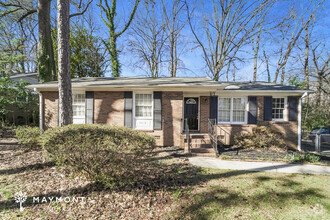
[
  {"left": 272, "top": 98, "right": 286, "bottom": 121},
  {"left": 218, "top": 97, "right": 247, "bottom": 124},
  {"left": 134, "top": 93, "right": 153, "bottom": 130},
  {"left": 218, "top": 98, "right": 231, "bottom": 122},
  {"left": 72, "top": 93, "right": 85, "bottom": 124}
]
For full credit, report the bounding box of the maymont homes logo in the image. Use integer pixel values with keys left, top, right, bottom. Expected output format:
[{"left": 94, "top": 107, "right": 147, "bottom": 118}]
[{"left": 14, "top": 191, "right": 88, "bottom": 212}]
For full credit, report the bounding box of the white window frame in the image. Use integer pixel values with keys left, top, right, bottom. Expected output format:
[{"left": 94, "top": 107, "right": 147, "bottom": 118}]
[
  {"left": 72, "top": 92, "right": 86, "bottom": 124},
  {"left": 217, "top": 96, "right": 248, "bottom": 124},
  {"left": 133, "top": 91, "right": 154, "bottom": 130},
  {"left": 272, "top": 97, "right": 287, "bottom": 121}
]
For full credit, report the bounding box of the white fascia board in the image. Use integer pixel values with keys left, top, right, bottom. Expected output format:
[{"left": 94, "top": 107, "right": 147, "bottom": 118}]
[{"left": 216, "top": 90, "right": 307, "bottom": 96}]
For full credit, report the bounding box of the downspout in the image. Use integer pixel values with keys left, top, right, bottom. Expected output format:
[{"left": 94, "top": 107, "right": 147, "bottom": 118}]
[
  {"left": 36, "top": 89, "right": 44, "bottom": 133},
  {"left": 298, "top": 92, "right": 307, "bottom": 151}
]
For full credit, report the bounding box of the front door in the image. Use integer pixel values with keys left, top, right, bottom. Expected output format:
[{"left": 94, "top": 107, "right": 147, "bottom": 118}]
[{"left": 184, "top": 97, "right": 199, "bottom": 131}]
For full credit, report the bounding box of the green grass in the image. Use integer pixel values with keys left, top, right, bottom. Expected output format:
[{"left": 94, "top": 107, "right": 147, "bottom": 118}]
[{"left": 175, "top": 168, "right": 330, "bottom": 220}]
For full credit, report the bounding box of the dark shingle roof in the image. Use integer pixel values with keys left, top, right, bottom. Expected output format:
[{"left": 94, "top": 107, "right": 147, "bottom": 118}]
[{"left": 27, "top": 77, "right": 310, "bottom": 92}]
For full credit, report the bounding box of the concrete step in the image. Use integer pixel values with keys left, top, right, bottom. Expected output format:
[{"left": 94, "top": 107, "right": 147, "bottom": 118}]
[
  {"left": 190, "top": 152, "right": 217, "bottom": 157},
  {"left": 191, "top": 147, "right": 215, "bottom": 153}
]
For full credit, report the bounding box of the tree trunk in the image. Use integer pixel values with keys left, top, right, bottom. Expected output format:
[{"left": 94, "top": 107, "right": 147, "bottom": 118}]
[
  {"left": 304, "top": 26, "right": 310, "bottom": 103},
  {"left": 263, "top": 50, "right": 271, "bottom": 82},
  {"left": 38, "top": 0, "right": 56, "bottom": 83},
  {"left": 57, "top": 0, "right": 72, "bottom": 126}
]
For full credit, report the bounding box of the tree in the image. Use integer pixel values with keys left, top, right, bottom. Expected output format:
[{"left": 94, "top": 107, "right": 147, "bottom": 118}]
[
  {"left": 252, "top": 1, "right": 273, "bottom": 81},
  {"left": 161, "top": 0, "right": 187, "bottom": 77},
  {"left": 57, "top": 0, "right": 72, "bottom": 126},
  {"left": 311, "top": 43, "right": 329, "bottom": 106},
  {"left": 128, "top": 1, "right": 167, "bottom": 77},
  {"left": 0, "top": 0, "right": 92, "bottom": 82},
  {"left": 52, "top": 24, "right": 109, "bottom": 78},
  {"left": 38, "top": 0, "right": 56, "bottom": 82},
  {"left": 186, "top": 0, "right": 273, "bottom": 81},
  {"left": 99, "top": 0, "right": 141, "bottom": 77},
  {"left": 272, "top": 0, "right": 324, "bottom": 84}
]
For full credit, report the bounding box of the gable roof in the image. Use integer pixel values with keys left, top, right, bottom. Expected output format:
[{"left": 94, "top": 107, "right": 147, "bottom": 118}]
[
  {"left": 27, "top": 77, "right": 311, "bottom": 93},
  {"left": 10, "top": 72, "right": 38, "bottom": 85}
]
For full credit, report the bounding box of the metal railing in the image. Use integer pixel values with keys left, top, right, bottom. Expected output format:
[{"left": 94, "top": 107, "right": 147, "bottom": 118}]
[
  {"left": 208, "top": 119, "right": 218, "bottom": 156},
  {"left": 314, "top": 134, "right": 330, "bottom": 152},
  {"left": 184, "top": 118, "right": 190, "bottom": 154}
]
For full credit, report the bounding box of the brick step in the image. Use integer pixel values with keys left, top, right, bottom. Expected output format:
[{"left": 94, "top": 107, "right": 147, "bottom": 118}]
[
  {"left": 190, "top": 147, "right": 215, "bottom": 153},
  {"left": 190, "top": 143, "right": 212, "bottom": 148}
]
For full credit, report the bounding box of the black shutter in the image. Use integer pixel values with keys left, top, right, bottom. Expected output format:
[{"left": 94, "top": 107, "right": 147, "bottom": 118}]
[
  {"left": 153, "top": 91, "right": 162, "bottom": 130},
  {"left": 124, "top": 91, "right": 133, "bottom": 128},
  {"left": 264, "top": 96, "right": 272, "bottom": 121},
  {"left": 210, "top": 96, "right": 218, "bottom": 122},
  {"left": 248, "top": 96, "right": 257, "bottom": 124},
  {"left": 85, "top": 91, "right": 94, "bottom": 124},
  {"left": 288, "top": 96, "right": 298, "bottom": 121}
]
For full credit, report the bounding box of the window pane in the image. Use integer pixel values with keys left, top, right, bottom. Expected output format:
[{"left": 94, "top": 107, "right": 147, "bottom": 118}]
[
  {"left": 218, "top": 98, "right": 231, "bottom": 122},
  {"left": 272, "top": 98, "right": 285, "bottom": 120},
  {"left": 135, "top": 94, "right": 152, "bottom": 117},
  {"left": 72, "top": 93, "right": 85, "bottom": 117}
]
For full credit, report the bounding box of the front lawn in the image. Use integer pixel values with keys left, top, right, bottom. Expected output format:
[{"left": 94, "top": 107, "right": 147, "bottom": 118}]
[{"left": 0, "top": 136, "right": 329, "bottom": 219}]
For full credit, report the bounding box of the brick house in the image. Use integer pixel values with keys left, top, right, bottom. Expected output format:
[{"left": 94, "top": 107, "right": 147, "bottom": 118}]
[{"left": 28, "top": 77, "right": 309, "bottom": 155}]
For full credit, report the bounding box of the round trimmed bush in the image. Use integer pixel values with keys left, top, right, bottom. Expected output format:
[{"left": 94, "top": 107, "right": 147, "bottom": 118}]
[
  {"left": 40, "top": 124, "right": 156, "bottom": 188},
  {"left": 234, "top": 126, "right": 285, "bottom": 149}
]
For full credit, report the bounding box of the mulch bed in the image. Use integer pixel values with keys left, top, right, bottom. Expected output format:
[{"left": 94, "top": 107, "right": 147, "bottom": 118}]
[{"left": 218, "top": 143, "right": 330, "bottom": 164}]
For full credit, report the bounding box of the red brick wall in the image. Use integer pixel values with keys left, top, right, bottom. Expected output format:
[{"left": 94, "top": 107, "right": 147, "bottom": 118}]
[
  {"left": 217, "top": 96, "right": 298, "bottom": 149},
  {"left": 94, "top": 91, "right": 124, "bottom": 126},
  {"left": 41, "top": 92, "right": 299, "bottom": 149},
  {"left": 200, "top": 96, "right": 210, "bottom": 133},
  {"left": 42, "top": 91, "right": 58, "bottom": 129},
  {"left": 161, "top": 91, "right": 183, "bottom": 146}
]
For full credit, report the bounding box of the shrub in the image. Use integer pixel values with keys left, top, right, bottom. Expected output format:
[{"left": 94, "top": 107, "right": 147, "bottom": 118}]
[
  {"left": 40, "top": 124, "right": 156, "bottom": 188},
  {"left": 234, "top": 126, "right": 285, "bottom": 149},
  {"left": 16, "top": 126, "right": 41, "bottom": 150}
]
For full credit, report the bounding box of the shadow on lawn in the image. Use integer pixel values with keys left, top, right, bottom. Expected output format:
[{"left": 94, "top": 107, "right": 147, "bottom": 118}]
[
  {"left": 178, "top": 173, "right": 326, "bottom": 220},
  {"left": 0, "top": 147, "right": 326, "bottom": 214}
]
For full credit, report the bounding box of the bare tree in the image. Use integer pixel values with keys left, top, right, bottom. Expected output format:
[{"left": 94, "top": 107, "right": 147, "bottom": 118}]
[
  {"left": 99, "top": 0, "right": 141, "bottom": 77},
  {"left": 161, "top": 0, "right": 186, "bottom": 77},
  {"left": 252, "top": 1, "right": 273, "bottom": 81},
  {"left": 272, "top": 0, "right": 324, "bottom": 84},
  {"left": 311, "top": 43, "right": 329, "bottom": 106},
  {"left": 263, "top": 49, "right": 271, "bottom": 82},
  {"left": 186, "top": 0, "right": 273, "bottom": 81},
  {"left": 128, "top": 1, "right": 167, "bottom": 77},
  {"left": 57, "top": 0, "right": 72, "bottom": 126}
]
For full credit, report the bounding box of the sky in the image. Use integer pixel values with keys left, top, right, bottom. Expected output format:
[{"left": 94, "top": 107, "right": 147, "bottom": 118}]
[{"left": 70, "top": 0, "right": 330, "bottom": 82}]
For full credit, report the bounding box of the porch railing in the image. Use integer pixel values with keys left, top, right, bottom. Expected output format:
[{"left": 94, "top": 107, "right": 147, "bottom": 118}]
[
  {"left": 184, "top": 118, "right": 190, "bottom": 154},
  {"left": 208, "top": 119, "right": 218, "bottom": 156}
]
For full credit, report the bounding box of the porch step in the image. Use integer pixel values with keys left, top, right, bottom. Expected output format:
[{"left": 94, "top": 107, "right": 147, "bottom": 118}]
[
  {"left": 189, "top": 152, "right": 217, "bottom": 157},
  {"left": 191, "top": 147, "right": 215, "bottom": 153}
]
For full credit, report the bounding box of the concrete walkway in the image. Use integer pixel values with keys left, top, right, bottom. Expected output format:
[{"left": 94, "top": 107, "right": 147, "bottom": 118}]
[{"left": 189, "top": 157, "right": 330, "bottom": 175}]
